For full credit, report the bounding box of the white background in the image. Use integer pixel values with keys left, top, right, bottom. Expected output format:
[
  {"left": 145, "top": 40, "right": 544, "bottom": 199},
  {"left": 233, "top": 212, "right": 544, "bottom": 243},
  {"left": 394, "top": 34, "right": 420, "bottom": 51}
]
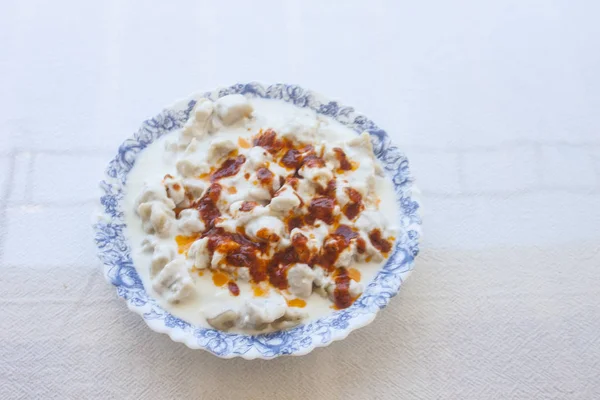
[{"left": 1, "top": 1, "right": 600, "bottom": 399}]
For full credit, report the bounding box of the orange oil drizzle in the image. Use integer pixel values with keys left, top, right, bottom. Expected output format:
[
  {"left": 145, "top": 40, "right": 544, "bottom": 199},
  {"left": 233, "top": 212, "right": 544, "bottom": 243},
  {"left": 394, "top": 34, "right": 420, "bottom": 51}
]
[
  {"left": 212, "top": 271, "right": 229, "bottom": 287},
  {"left": 253, "top": 285, "right": 268, "bottom": 297},
  {"left": 348, "top": 268, "right": 361, "bottom": 282},
  {"left": 238, "top": 137, "right": 252, "bottom": 149},
  {"left": 287, "top": 298, "right": 306, "bottom": 308},
  {"left": 175, "top": 235, "right": 198, "bottom": 254}
]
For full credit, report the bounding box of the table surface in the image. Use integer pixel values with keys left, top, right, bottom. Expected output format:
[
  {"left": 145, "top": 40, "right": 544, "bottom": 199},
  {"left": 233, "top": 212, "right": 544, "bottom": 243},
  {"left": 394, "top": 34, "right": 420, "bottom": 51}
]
[{"left": 2, "top": 1, "right": 600, "bottom": 399}]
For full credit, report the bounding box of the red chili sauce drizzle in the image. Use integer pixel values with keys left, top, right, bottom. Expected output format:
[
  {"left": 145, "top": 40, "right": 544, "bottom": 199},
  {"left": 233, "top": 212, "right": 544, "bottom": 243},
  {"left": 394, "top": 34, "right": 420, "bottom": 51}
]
[
  {"left": 356, "top": 237, "right": 366, "bottom": 254},
  {"left": 256, "top": 167, "right": 275, "bottom": 186},
  {"left": 253, "top": 129, "right": 283, "bottom": 154},
  {"left": 306, "top": 197, "right": 335, "bottom": 225},
  {"left": 318, "top": 225, "right": 359, "bottom": 270},
  {"left": 286, "top": 216, "right": 305, "bottom": 232},
  {"left": 266, "top": 232, "right": 312, "bottom": 289},
  {"left": 239, "top": 201, "right": 258, "bottom": 212},
  {"left": 317, "top": 179, "right": 337, "bottom": 198},
  {"left": 202, "top": 227, "right": 269, "bottom": 282},
  {"left": 267, "top": 247, "right": 295, "bottom": 289},
  {"left": 333, "top": 147, "right": 352, "bottom": 171},
  {"left": 173, "top": 129, "right": 376, "bottom": 297},
  {"left": 302, "top": 179, "right": 337, "bottom": 226},
  {"left": 291, "top": 232, "right": 312, "bottom": 263},
  {"left": 342, "top": 187, "right": 364, "bottom": 220},
  {"left": 227, "top": 281, "right": 240, "bottom": 296},
  {"left": 211, "top": 155, "right": 246, "bottom": 182},
  {"left": 368, "top": 228, "right": 392, "bottom": 253},
  {"left": 333, "top": 267, "right": 352, "bottom": 309},
  {"left": 281, "top": 148, "right": 302, "bottom": 169},
  {"left": 285, "top": 176, "right": 299, "bottom": 190},
  {"left": 281, "top": 144, "right": 316, "bottom": 170},
  {"left": 196, "top": 183, "right": 222, "bottom": 228},
  {"left": 302, "top": 154, "right": 325, "bottom": 168},
  {"left": 256, "top": 227, "right": 280, "bottom": 242}
]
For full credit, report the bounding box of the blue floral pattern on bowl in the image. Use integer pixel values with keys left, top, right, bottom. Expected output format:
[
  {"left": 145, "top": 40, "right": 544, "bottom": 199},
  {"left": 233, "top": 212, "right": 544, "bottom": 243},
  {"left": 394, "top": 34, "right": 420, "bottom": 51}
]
[{"left": 93, "top": 82, "right": 421, "bottom": 359}]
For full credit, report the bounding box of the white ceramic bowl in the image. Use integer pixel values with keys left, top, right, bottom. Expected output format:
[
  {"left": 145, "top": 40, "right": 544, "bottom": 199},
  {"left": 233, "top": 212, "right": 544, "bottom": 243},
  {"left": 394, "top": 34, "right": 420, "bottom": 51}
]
[{"left": 93, "top": 82, "right": 421, "bottom": 359}]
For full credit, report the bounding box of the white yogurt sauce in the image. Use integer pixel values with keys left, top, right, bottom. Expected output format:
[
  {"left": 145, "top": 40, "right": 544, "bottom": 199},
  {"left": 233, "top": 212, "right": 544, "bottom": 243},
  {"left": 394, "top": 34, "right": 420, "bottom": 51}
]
[{"left": 123, "top": 98, "right": 398, "bottom": 333}]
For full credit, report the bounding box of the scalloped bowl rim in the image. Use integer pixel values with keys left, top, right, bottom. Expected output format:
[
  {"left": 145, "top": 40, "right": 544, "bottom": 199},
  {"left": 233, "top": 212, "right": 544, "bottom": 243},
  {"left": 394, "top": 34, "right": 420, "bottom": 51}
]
[{"left": 93, "top": 82, "right": 422, "bottom": 359}]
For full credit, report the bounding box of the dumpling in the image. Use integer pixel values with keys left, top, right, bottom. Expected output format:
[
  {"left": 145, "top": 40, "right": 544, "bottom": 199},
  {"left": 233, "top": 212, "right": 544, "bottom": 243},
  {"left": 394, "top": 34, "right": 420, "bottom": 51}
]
[
  {"left": 206, "top": 309, "right": 239, "bottom": 331},
  {"left": 180, "top": 98, "right": 215, "bottom": 145},
  {"left": 272, "top": 307, "right": 308, "bottom": 330},
  {"left": 206, "top": 139, "right": 237, "bottom": 165},
  {"left": 269, "top": 185, "right": 301, "bottom": 214},
  {"left": 215, "top": 94, "right": 253, "bottom": 125},
  {"left": 280, "top": 114, "right": 319, "bottom": 144},
  {"left": 150, "top": 243, "right": 177, "bottom": 277},
  {"left": 176, "top": 157, "right": 210, "bottom": 178},
  {"left": 136, "top": 183, "right": 175, "bottom": 209},
  {"left": 290, "top": 224, "right": 329, "bottom": 254},
  {"left": 163, "top": 175, "right": 186, "bottom": 206},
  {"left": 355, "top": 210, "right": 386, "bottom": 233},
  {"left": 152, "top": 259, "right": 194, "bottom": 304},
  {"left": 182, "top": 178, "right": 207, "bottom": 200},
  {"left": 245, "top": 216, "right": 285, "bottom": 242},
  {"left": 287, "top": 263, "right": 315, "bottom": 299},
  {"left": 246, "top": 146, "right": 271, "bottom": 169},
  {"left": 349, "top": 280, "right": 363, "bottom": 298},
  {"left": 138, "top": 201, "right": 175, "bottom": 236},
  {"left": 298, "top": 162, "right": 333, "bottom": 190},
  {"left": 188, "top": 237, "right": 210, "bottom": 270},
  {"left": 241, "top": 292, "right": 287, "bottom": 329},
  {"left": 177, "top": 209, "right": 205, "bottom": 235}
]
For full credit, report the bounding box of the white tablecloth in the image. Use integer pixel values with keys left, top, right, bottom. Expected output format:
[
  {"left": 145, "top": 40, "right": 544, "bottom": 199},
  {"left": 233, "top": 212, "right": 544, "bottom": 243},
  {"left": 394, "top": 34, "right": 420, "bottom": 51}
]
[{"left": 2, "top": 1, "right": 600, "bottom": 399}]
